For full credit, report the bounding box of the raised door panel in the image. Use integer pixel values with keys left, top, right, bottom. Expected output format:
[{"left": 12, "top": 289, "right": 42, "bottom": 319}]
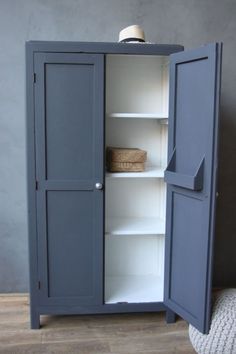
[
  {"left": 34, "top": 53, "right": 104, "bottom": 306},
  {"left": 46, "top": 191, "right": 94, "bottom": 298},
  {"left": 164, "top": 43, "right": 222, "bottom": 333},
  {"left": 45, "top": 63, "right": 94, "bottom": 180}
]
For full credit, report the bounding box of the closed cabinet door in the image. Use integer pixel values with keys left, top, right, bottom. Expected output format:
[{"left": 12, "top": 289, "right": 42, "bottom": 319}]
[
  {"left": 164, "top": 43, "right": 222, "bottom": 333},
  {"left": 34, "top": 53, "right": 104, "bottom": 306}
]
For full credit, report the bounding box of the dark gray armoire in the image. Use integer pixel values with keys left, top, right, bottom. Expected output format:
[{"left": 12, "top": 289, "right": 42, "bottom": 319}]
[{"left": 26, "top": 41, "right": 222, "bottom": 333}]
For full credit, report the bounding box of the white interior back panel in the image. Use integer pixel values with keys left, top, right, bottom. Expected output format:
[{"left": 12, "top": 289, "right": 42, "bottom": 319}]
[{"left": 105, "top": 54, "right": 169, "bottom": 304}]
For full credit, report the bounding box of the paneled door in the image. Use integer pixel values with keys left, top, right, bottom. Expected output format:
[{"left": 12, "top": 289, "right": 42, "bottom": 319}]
[
  {"left": 34, "top": 53, "right": 104, "bottom": 306},
  {"left": 164, "top": 43, "right": 222, "bottom": 333}
]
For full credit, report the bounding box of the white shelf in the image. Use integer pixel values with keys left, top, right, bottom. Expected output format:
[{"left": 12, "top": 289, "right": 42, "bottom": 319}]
[
  {"left": 105, "top": 275, "right": 164, "bottom": 304},
  {"left": 106, "top": 166, "right": 165, "bottom": 178},
  {"left": 108, "top": 112, "right": 168, "bottom": 121},
  {"left": 106, "top": 217, "right": 165, "bottom": 236}
]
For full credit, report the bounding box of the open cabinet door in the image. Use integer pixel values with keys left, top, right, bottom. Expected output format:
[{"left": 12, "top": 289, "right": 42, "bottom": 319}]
[{"left": 164, "top": 43, "right": 222, "bottom": 334}]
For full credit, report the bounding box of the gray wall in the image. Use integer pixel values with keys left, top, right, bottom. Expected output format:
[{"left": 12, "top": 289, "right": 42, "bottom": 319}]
[{"left": 0, "top": 0, "right": 235, "bottom": 292}]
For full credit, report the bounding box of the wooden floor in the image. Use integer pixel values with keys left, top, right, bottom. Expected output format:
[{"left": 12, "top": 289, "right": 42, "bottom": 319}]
[{"left": 0, "top": 295, "right": 195, "bottom": 354}]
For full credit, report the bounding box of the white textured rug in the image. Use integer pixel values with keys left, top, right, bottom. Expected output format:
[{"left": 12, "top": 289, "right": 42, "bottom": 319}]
[{"left": 189, "top": 289, "right": 236, "bottom": 354}]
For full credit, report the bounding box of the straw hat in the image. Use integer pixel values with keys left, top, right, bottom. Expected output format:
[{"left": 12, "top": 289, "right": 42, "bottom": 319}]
[{"left": 118, "top": 25, "right": 145, "bottom": 43}]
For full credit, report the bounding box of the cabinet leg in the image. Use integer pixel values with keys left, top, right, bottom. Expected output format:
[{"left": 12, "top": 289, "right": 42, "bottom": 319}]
[
  {"left": 166, "top": 309, "right": 176, "bottom": 324},
  {"left": 30, "top": 310, "right": 40, "bottom": 329}
]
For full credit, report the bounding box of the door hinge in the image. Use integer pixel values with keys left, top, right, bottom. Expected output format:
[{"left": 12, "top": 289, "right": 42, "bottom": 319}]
[
  {"left": 33, "top": 73, "right": 36, "bottom": 83},
  {"left": 38, "top": 281, "right": 41, "bottom": 290},
  {"left": 35, "top": 181, "right": 38, "bottom": 190}
]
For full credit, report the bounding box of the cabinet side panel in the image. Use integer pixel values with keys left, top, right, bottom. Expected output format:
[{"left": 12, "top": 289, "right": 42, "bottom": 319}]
[{"left": 26, "top": 44, "right": 40, "bottom": 328}]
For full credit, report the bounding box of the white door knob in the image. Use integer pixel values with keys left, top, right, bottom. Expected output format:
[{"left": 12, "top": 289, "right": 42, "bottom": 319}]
[{"left": 95, "top": 182, "right": 103, "bottom": 190}]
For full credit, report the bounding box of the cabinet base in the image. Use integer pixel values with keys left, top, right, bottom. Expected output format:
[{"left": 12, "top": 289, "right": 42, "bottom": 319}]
[{"left": 30, "top": 303, "right": 176, "bottom": 329}]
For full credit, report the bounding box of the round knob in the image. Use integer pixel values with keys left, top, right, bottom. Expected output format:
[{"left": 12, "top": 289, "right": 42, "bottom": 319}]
[{"left": 95, "top": 182, "right": 103, "bottom": 190}]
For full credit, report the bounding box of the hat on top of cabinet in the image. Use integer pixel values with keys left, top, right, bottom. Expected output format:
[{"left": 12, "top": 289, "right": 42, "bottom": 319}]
[{"left": 118, "top": 25, "right": 145, "bottom": 43}]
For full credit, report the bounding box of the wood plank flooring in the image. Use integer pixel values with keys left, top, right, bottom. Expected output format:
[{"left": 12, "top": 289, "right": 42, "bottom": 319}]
[{"left": 0, "top": 295, "right": 195, "bottom": 354}]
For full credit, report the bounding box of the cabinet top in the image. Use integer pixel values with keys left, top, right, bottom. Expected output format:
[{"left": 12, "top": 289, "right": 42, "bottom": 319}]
[{"left": 26, "top": 41, "right": 184, "bottom": 56}]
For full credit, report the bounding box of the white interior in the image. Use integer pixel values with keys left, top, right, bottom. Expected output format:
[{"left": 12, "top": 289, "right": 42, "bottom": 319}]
[
  {"left": 106, "top": 54, "right": 169, "bottom": 116},
  {"left": 106, "top": 119, "right": 168, "bottom": 170},
  {"left": 105, "top": 54, "right": 169, "bottom": 304},
  {"left": 105, "top": 235, "right": 165, "bottom": 303}
]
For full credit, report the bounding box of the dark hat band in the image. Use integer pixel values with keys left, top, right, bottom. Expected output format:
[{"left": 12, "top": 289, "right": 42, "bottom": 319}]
[{"left": 120, "top": 37, "right": 145, "bottom": 43}]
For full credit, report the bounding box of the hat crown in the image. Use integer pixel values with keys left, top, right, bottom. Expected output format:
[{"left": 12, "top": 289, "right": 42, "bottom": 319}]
[{"left": 119, "top": 25, "right": 145, "bottom": 43}]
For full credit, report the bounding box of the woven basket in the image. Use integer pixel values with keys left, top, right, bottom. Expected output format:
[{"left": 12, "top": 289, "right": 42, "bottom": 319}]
[
  {"left": 106, "top": 147, "right": 147, "bottom": 172},
  {"left": 108, "top": 161, "right": 145, "bottom": 172},
  {"left": 106, "top": 147, "right": 147, "bottom": 163}
]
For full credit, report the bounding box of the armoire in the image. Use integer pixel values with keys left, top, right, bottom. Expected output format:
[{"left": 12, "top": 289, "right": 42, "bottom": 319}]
[{"left": 26, "top": 40, "right": 222, "bottom": 334}]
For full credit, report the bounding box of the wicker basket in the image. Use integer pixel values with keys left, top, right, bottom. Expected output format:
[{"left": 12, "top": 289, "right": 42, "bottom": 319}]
[
  {"left": 106, "top": 147, "right": 147, "bottom": 172},
  {"left": 108, "top": 161, "right": 145, "bottom": 172}
]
